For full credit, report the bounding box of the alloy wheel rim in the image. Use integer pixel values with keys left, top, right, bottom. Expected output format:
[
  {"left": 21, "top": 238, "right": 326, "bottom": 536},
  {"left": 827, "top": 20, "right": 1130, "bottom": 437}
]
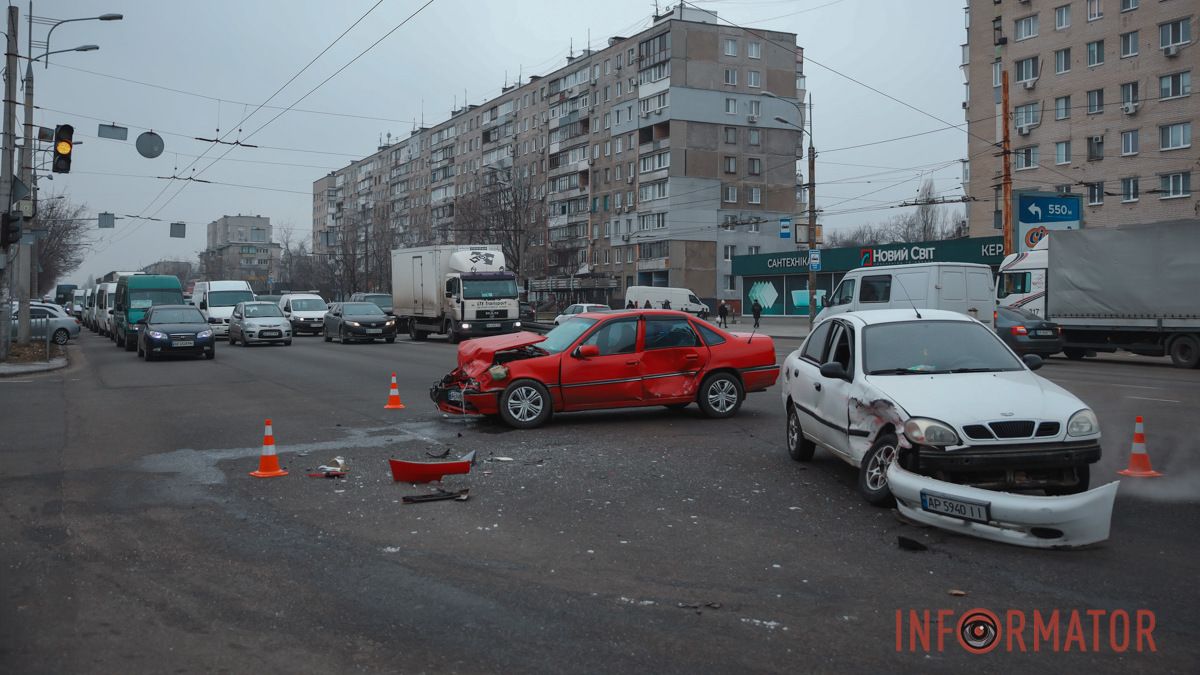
[
  {"left": 508, "top": 386, "right": 544, "bottom": 422},
  {"left": 788, "top": 411, "right": 799, "bottom": 448},
  {"left": 708, "top": 379, "right": 737, "bottom": 412},
  {"left": 865, "top": 444, "right": 897, "bottom": 491}
]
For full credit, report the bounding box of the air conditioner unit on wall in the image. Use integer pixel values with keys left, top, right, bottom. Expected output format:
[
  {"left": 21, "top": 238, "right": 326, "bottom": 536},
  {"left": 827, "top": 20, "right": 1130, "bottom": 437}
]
[
  {"left": 1017, "top": 124, "right": 1031, "bottom": 136},
  {"left": 747, "top": 115, "right": 759, "bottom": 123},
  {"left": 1022, "top": 78, "right": 1037, "bottom": 90},
  {"left": 1163, "top": 44, "right": 1179, "bottom": 57},
  {"left": 1122, "top": 101, "right": 1139, "bottom": 115}
]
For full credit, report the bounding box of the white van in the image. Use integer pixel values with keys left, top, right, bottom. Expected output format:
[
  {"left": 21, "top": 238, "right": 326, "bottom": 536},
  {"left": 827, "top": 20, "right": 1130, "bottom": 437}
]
[
  {"left": 95, "top": 282, "right": 117, "bottom": 337},
  {"left": 623, "top": 286, "right": 709, "bottom": 313},
  {"left": 278, "top": 292, "right": 329, "bottom": 336},
  {"left": 817, "top": 262, "right": 996, "bottom": 325},
  {"left": 195, "top": 280, "right": 255, "bottom": 338}
]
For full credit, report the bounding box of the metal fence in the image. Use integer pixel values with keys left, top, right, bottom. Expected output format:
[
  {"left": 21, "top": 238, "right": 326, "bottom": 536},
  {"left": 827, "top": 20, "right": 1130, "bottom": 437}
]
[{"left": 7, "top": 317, "right": 54, "bottom": 360}]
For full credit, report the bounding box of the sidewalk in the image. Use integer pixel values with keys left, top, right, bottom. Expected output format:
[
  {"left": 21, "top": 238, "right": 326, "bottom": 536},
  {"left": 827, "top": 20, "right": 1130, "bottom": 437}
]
[
  {"left": 0, "top": 356, "right": 68, "bottom": 377},
  {"left": 721, "top": 316, "right": 811, "bottom": 340}
]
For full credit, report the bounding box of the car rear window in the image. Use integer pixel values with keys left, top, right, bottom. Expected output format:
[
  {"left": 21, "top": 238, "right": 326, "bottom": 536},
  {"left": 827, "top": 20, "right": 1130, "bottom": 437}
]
[
  {"left": 695, "top": 322, "right": 726, "bottom": 346},
  {"left": 801, "top": 321, "right": 834, "bottom": 363},
  {"left": 644, "top": 318, "right": 700, "bottom": 349}
]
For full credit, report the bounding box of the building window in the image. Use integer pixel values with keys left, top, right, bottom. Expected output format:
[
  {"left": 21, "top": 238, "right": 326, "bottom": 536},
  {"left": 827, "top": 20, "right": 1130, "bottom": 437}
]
[
  {"left": 1087, "top": 0, "right": 1102, "bottom": 22},
  {"left": 1087, "top": 134, "right": 1105, "bottom": 160},
  {"left": 1121, "top": 177, "right": 1139, "bottom": 202},
  {"left": 992, "top": 61, "right": 1002, "bottom": 87},
  {"left": 747, "top": 70, "right": 761, "bottom": 88},
  {"left": 748, "top": 187, "right": 762, "bottom": 204},
  {"left": 1055, "top": 95, "right": 1071, "bottom": 120},
  {"left": 723, "top": 68, "right": 737, "bottom": 86},
  {"left": 1015, "top": 56, "right": 1039, "bottom": 82},
  {"left": 1054, "top": 48, "right": 1071, "bottom": 74},
  {"left": 723, "top": 185, "right": 738, "bottom": 203},
  {"left": 1160, "top": 172, "right": 1191, "bottom": 198},
  {"left": 1014, "top": 102, "right": 1040, "bottom": 127},
  {"left": 748, "top": 157, "right": 762, "bottom": 175},
  {"left": 724, "top": 126, "right": 738, "bottom": 144},
  {"left": 1015, "top": 15, "right": 1039, "bottom": 41},
  {"left": 748, "top": 128, "right": 761, "bottom": 145},
  {"left": 638, "top": 213, "right": 666, "bottom": 230},
  {"left": 1087, "top": 88, "right": 1104, "bottom": 114},
  {"left": 748, "top": 220, "right": 760, "bottom": 233},
  {"left": 1121, "top": 82, "right": 1139, "bottom": 105},
  {"left": 1055, "top": 4, "right": 1071, "bottom": 29},
  {"left": 638, "top": 180, "right": 669, "bottom": 201},
  {"left": 725, "top": 275, "right": 736, "bottom": 291},
  {"left": 724, "top": 38, "right": 738, "bottom": 56},
  {"left": 723, "top": 156, "right": 737, "bottom": 173},
  {"left": 748, "top": 42, "right": 762, "bottom": 59},
  {"left": 1159, "top": 72, "right": 1191, "bottom": 99},
  {"left": 1120, "top": 31, "right": 1139, "bottom": 57},
  {"left": 1087, "top": 181, "right": 1104, "bottom": 205},
  {"left": 1160, "top": 122, "right": 1192, "bottom": 150},
  {"left": 627, "top": 247, "right": 635, "bottom": 263},
  {"left": 1055, "top": 140, "right": 1071, "bottom": 165},
  {"left": 1159, "top": 19, "right": 1192, "bottom": 48},
  {"left": 1121, "top": 0, "right": 1138, "bottom": 11},
  {"left": 1122, "top": 129, "right": 1139, "bottom": 155},
  {"left": 1014, "top": 145, "right": 1039, "bottom": 170},
  {"left": 639, "top": 151, "right": 669, "bottom": 173},
  {"left": 723, "top": 245, "right": 736, "bottom": 261},
  {"left": 1087, "top": 40, "right": 1105, "bottom": 67},
  {"left": 725, "top": 98, "right": 738, "bottom": 114}
]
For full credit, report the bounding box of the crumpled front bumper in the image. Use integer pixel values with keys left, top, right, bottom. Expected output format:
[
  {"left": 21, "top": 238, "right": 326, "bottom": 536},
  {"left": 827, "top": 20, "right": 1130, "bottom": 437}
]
[
  {"left": 430, "top": 371, "right": 499, "bottom": 415},
  {"left": 887, "top": 462, "right": 1119, "bottom": 549}
]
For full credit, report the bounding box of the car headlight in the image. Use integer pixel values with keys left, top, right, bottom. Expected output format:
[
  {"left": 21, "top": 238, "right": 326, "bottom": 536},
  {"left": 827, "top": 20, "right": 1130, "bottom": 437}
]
[
  {"left": 514, "top": 321, "right": 522, "bottom": 327},
  {"left": 197, "top": 329, "right": 214, "bottom": 339},
  {"left": 1067, "top": 409, "right": 1099, "bottom": 437},
  {"left": 345, "top": 321, "right": 360, "bottom": 327},
  {"left": 386, "top": 319, "right": 395, "bottom": 326},
  {"left": 903, "top": 417, "right": 961, "bottom": 446},
  {"left": 147, "top": 330, "right": 167, "bottom": 340},
  {"left": 461, "top": 322, "right": 470, "bottom": 330}
]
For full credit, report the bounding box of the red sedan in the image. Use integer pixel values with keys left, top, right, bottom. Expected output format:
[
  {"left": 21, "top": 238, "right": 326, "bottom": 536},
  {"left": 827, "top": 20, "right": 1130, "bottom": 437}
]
[{"left": 431, "top": 309, "right": 780, "bottom": 428}]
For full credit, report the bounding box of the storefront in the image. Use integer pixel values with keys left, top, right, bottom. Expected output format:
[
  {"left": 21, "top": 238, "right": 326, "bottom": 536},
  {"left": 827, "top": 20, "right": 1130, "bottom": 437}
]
[{"left": 732, "top": 236, "right": 1005, "bottom": 316}]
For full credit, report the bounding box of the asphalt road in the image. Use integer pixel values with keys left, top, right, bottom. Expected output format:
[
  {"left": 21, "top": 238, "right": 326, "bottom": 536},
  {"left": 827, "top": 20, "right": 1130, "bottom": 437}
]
[{"left": 1, "top": 330, "right": 1197, "bottom": 673}]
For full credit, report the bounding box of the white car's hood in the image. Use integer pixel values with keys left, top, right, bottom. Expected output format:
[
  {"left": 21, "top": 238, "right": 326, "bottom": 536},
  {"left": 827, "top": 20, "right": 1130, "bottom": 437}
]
[
  {"left": 290, "top": 311, "right": 325, "bottom": 319},
  {"left": 866, "top": 370, "right": 1087, "bottom": 427},
  {"left": 246, "top": 318, "right": 289, "bottom": 329},
  {"left": 208, "top": 306, "right": 235, "bottom": 319}
]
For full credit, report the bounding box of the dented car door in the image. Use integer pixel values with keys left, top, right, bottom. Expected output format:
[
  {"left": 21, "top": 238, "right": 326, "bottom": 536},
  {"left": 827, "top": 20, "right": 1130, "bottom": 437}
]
[
  {"left": 814, "top": 322, "right": 857, "bottom": 457},
  {"left": 639, "top": 316, "right": 709, "bottom": 402},
  {"left": 560, "top": 317, "right": 644, "bottom": 408}
]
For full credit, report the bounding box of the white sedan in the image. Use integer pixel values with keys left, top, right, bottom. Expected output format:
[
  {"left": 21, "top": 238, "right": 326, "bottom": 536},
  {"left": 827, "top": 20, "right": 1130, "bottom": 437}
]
[
  {"left": 780, "top": 309, "right": 1117, "bottom": 548},
  {"left": 553, "top": 303, "right": 610, "bottom": 325}
]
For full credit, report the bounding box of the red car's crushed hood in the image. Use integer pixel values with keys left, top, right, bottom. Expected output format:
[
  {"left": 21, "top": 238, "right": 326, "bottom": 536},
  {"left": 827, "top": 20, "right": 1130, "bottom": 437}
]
[{"left": 457, "top": 331, "right": 547, "bottom": 375}]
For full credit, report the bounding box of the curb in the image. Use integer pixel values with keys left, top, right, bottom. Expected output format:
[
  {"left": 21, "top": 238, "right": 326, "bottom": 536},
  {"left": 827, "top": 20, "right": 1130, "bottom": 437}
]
[{"left": 0, "top": 354, "right": 69, "bottom": 378}]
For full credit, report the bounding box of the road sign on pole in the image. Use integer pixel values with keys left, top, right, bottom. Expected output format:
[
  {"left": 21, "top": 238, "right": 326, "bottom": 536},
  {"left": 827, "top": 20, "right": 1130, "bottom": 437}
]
[
  {"left": 808, "top": 249, "right": 822, "bottom": 271},
  {"left": 779, "top": 217, "right": 792, "bottom": 239}
]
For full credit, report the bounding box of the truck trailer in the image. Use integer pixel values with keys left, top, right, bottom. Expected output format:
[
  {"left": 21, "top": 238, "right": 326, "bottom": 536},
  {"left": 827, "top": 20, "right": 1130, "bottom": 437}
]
[
  {"left": 997, "top": 220, "right": 1200, "bottom": 368},
  {"left": 391, "top": 245, "right": 522, "bottom": 343}
]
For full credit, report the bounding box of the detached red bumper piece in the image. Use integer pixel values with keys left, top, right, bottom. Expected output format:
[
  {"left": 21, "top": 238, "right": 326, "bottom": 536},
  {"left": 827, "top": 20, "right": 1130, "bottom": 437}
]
[{"left": 389, "top": 450, "right": 476, "bottom": 483}]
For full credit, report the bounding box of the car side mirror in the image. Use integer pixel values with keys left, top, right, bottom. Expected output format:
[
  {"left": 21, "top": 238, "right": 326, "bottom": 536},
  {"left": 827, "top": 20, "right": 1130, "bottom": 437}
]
[
  {"left": 445, "top": 291, "right": 454, "bottom": 298},
  {"left": 1022, "top": 353, "right": 1044, "bottom": 371},
  {"left": 199, "top": 301, "right": 207, "bottom": 310},
  {"left": 573, "top": 344, "right": 601, "bottom": 359},
  {"left": 819, "top": 361, "right": 850, "bottom": 381}
]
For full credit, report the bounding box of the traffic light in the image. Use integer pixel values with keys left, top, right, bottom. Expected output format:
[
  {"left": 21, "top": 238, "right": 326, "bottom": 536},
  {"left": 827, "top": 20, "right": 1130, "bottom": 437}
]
[
  {"left": 0, "top": 213, "right": 20, "bottom": 249},
  {"left": 52, "top": 124, "right": 74, "bottom": 173}
]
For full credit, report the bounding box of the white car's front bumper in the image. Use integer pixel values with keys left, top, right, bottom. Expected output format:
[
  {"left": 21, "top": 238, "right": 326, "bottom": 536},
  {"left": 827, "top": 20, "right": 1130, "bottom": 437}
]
[{"left": 887, "top": 462, "right": 1119, "bottom": 549}]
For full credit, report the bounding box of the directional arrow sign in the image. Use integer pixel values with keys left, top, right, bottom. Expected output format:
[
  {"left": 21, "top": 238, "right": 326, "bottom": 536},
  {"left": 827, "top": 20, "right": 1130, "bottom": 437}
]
[{"left": 1027, "top": 203, "right": 1042, "bottom": 220}]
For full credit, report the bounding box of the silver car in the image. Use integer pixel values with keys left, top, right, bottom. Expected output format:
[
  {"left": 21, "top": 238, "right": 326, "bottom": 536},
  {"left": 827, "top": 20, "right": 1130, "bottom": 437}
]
[
  {"left": 228, "top": 301, "right": 293, "bottom": 346},
  {"left": 8, "top": 302, "right": 81, "bottom": 345}
]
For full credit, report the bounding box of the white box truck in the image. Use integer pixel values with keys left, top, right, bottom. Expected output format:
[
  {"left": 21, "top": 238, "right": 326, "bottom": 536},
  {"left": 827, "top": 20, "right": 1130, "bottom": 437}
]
[
  {"left": 391, "top": 245, "right": 522, "bottom": 343},
  {"left": 997, "top": 220, "right": 1200, "bottom": 368}
]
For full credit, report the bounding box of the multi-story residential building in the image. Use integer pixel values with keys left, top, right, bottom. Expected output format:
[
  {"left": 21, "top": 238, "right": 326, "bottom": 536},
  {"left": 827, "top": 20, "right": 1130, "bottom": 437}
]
[
  {"left": 963, "top": 0, "right": 1197, "bottom": 236},
  {"left": 201, "top": 214, "right": 282, "bottom": 289},
  {"left": 314, "top": 5, "right": 806, "bottom": 306}
]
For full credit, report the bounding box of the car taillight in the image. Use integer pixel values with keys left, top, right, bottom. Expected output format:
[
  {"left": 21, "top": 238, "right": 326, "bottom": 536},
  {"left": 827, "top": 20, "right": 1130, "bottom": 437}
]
[
  {"left": 1010, "top": 325, "right": 1028, "bottom": 336},
  {"left": 1057, "top": 326, "right": 1063, "bottom": 336}
]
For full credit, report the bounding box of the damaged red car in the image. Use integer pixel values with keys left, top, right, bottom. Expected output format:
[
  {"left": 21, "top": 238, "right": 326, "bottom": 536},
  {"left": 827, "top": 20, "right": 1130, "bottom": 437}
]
[{"left": 431, "top": 309, "right": 780, "bottom": 428}]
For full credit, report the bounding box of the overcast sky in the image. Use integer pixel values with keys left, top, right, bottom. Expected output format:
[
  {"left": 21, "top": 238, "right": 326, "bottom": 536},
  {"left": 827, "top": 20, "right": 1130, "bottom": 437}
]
[{"left": 36, "top": 0, "right": 967, "bottom": 284}]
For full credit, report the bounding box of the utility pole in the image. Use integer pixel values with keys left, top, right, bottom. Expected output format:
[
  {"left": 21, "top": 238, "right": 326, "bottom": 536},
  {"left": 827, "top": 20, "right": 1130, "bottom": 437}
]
[
  {"left": 0, "top": 6, "right": 19, "bottom": 361},
  {"left": 16, "top": 42, "right": 34, "bottom": 344},
  {"left": 806, "top": 95, "right": 817, "bottom": 329},
  {"left": 1001, "top": 70, "right": 1013, "bottom": 256}
]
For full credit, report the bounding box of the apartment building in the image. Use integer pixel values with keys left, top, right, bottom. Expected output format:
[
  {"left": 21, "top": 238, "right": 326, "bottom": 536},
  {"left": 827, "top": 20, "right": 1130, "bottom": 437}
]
[
  {"left": 963, "top": 0, "right": 1197, "bottom": 236},
  {"left": 201, "top": 214, "right": 281, "bottom": 288},
  {"left": 313, "top": 5, "right": 806, "bottom": 304}
]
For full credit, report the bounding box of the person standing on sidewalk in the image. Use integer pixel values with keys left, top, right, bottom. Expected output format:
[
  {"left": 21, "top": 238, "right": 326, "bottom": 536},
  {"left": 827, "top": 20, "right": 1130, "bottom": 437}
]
[
  {"left": 717, "top": 301, "right": 729, "bottom": 328},
  {"left": 751, "top": 300, "right": 763, "bottom": 329}
]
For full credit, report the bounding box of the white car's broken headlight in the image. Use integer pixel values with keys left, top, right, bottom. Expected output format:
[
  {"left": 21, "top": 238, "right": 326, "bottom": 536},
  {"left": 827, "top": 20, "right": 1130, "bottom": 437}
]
[
  {"left": 903, "top": 418, "right": 960, "bottom": 446},
  {"left": 1067, "top": 409, "right": 1099, "bottom": 437}
]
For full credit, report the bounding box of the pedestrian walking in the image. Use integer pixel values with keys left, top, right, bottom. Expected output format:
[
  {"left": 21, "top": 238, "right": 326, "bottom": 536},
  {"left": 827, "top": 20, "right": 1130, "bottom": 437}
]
[
  {"left": 717, "top": 301, "right": 729, "bottom": 328},
  {"left": 752, "top": 300, "right": 763, "bottom": 329},
  {"left": 662, "top": 299, "right": 671, "bottom": 310},
  {"left": 626, "top": 300, "right": 635, "bottom": 309},
  {"left": 643, "top": 299, "right": 652, "bottom": 309}
]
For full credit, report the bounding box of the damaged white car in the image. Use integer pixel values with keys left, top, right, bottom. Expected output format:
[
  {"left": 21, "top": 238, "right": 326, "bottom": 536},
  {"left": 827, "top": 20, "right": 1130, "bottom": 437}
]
[{"left": 781, "top": 309, "right": 1118, "bottom": 548}]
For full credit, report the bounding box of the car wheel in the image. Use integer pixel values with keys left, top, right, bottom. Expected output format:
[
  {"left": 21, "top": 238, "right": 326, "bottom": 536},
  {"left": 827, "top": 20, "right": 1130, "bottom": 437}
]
[
  {"left": 499, "top": 379, "right": 552, "bottom": 429},
  {"left": 137, "top": 340, "right": 144, "bottom": 357},
  {"left": 1063, "top": 347, "right": 1087, "bottom": 360},
  {"left": 786, "top": 403, "right": 816, "bottom": 462},
  {"left": 323, "top": 327, "right": 332, "bottom": 342},
  {"left": 228, "top": 332, "right": 236, "bottom": 346},
  {"left": 205, "top": 349, "right": 215, "bottom": 360},
  {"left": 697, "top": 372, "right": 743, "bottom": 419},
  {"left": 340, "top": 327, "right": 349, "bottom": 344},
  {"left": 858, "top": 433, "right": 899, "bottom": 507},
  {"left": 145, "top": 344, "right": 156, "bottom": 362},
  {"left": 409, "top": 321, "right": 428, "bottom": 341},
  {"left": 283, "top": 340, "right": 292, "bottom": 346},
  {"left": 53, "top": 328, "right": 70, "bottom": 345},
  {"left": 1045, "top": 464, "right": 1091, "bottom": 496},
  {"left": 385, "top": 337, "right": 395, "bottom": 344},
  {"left": 1168, "top": 334, "right": 1200, "bottom": 369},
  {"left": 124, "top": 334, "right": 137, "bottom": 351}
]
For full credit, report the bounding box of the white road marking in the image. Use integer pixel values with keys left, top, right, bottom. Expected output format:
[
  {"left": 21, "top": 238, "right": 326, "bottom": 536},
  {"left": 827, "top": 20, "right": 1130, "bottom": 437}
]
[
  {"left": 1126, "top": 396, "right": 1182, "bottom": 404},
  {"left": 0, "top": 379, "right": 33, "bottom": 383}
]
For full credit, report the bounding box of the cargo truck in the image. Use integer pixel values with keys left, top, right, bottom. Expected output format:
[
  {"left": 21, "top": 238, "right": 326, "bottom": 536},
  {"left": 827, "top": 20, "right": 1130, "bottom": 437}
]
[
  {"left": 997, "top": 221, "right": 1200, "bottom": 368},
  {"left": 391, "top": 245, "right": 522, "bottom": 343}
]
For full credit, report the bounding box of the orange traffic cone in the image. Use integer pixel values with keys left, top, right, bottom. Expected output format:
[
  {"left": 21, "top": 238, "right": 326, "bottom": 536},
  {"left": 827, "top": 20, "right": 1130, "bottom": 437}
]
[
  {"left": 250, "top": 418, "right": 289, "bottom": 478},
  {"left": 384, "top": 372, "right": 406, "bottom": 410},
  {"left": 1118, "top": 416, "right": 1163, "bottom": 477}
]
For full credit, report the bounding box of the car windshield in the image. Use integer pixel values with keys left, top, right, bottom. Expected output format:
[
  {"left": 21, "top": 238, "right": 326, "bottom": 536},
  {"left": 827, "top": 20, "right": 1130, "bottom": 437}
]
[
  {"left": 130, "top": 289, "right": 184, "bottom": 309},
  {"left": 462, "top": 278, "right": 518, "bottom": 299},
  {"left": 361, "top": 294, "right": 392, "bottom": 309},
  {"left": 539, "top": 318, "right": 596, "bottom": 354},
  {"left": 208, "top": 290, "right": 255, "bottom": 307},
  {"left": 150, "top": 308, "right": 206, "bottom": 324},
  {"left": 244, "top": 304, "right": 283, "bottom": 318},
  {"left": 864, "top": 320, "right": 1024, "bottom": 375},
  {"left": 341, "top": 303, "right": 385, "bottom": 315},
  {"left": 290, "top": 298, "right": 327, "bottom": 311}
]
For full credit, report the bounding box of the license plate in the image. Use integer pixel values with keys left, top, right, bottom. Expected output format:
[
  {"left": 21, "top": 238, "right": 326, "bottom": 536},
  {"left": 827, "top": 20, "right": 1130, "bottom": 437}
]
[
  {"left": 1034, "top": 330, "right": 1055, "bottom": 336},
  {"left": 448, "top": 390, "right": 463, "bottom": 402},
  {"left": 261, "top": 330, "right": 280, "bottom": 338},
  {"left": 367, "top": 328, "right": 382, "bottom": 334},
  {"left": 920, "top": 490, "right": 990, "bottom": 524},
  {"left": 486, "top": 323, "right": 501, "bottom": 328},
  {"left": 171, "top": 340, "right": 194, "bottom": 348}
]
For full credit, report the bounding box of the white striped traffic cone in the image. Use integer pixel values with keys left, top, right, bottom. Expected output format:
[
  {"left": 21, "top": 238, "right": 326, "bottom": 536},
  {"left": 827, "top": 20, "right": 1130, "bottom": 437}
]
[
  {"left": 1118, "top": 416, "right": 1163, "bottom": 477},
  {"left": 250, "top": 418, "right": 288, "bottom": 478}
]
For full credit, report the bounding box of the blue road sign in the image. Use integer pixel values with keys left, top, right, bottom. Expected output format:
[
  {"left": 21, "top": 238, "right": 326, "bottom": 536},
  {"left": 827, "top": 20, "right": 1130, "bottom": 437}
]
[
  {"left": 808, "top": 249, "right": 822, "bottom": 271},
  {"left": 779, "top": 217, "right": 792, "bottom": 239}
]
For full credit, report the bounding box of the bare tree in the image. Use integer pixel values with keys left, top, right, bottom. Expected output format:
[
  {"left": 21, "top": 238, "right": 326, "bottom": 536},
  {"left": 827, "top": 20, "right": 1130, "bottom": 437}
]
[
  {"left": 453, "top": 168, "right": 547, "bottom": 282},
  {"left": 35, "top": 194, "right": 90, "bottom": 297},
  {"left": 824, "top": 180, "right": 963, "bottom": 248}
]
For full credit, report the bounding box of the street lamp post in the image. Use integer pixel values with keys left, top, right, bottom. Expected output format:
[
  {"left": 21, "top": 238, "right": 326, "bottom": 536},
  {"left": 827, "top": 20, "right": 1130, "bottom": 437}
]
[{"left": 763, "top": 91, "right": 818, "bottom": 328}]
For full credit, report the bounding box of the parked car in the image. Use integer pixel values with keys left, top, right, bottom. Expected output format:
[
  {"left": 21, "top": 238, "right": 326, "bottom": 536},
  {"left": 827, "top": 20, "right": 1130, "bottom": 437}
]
[
  {"left": 229, "top": 301, "right": 293, "bottom": 346},
  {"left": 432, "top": 309, "right": 780, "bottom": 429},
  {"left": 553, "top": 303, "right": 610, "bottom": 325},
  {"left": 136, "top": 305, "right": 216, "bottom": 361},
  {"left": 350, "top": 292, "right": 393, "bottom": 315},
  {"left": 323, "top": 302, "right": 397, "bottom": 343},
  {"left": 994, "top": 305, "right": 1063, "bottom": 357},
  {"left": 112, "top": 274, "right": 185, "bottom": 351},
  {"left": 278, "top": 293, "right": 328, "bottom": 336},
  {"left": 780, "top": 309, "right": 1113, "bottom": 548},
  {"left": 8, "top": 302, "right": 80, "bottom": 344},
  {"left": 519, "top": 301, "right": 536, "bottom": 324}
]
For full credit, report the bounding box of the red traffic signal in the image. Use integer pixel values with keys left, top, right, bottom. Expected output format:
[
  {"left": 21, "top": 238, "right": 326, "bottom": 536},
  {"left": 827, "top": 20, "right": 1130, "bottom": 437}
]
[{"left": 52, "top": 124, "right": 74, "bottom": 173}]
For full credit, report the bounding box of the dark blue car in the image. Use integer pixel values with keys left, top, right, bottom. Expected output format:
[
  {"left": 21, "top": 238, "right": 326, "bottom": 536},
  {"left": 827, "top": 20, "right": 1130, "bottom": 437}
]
[{"left": 137, "top": 305, "right": 216, "bottom": 361}]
